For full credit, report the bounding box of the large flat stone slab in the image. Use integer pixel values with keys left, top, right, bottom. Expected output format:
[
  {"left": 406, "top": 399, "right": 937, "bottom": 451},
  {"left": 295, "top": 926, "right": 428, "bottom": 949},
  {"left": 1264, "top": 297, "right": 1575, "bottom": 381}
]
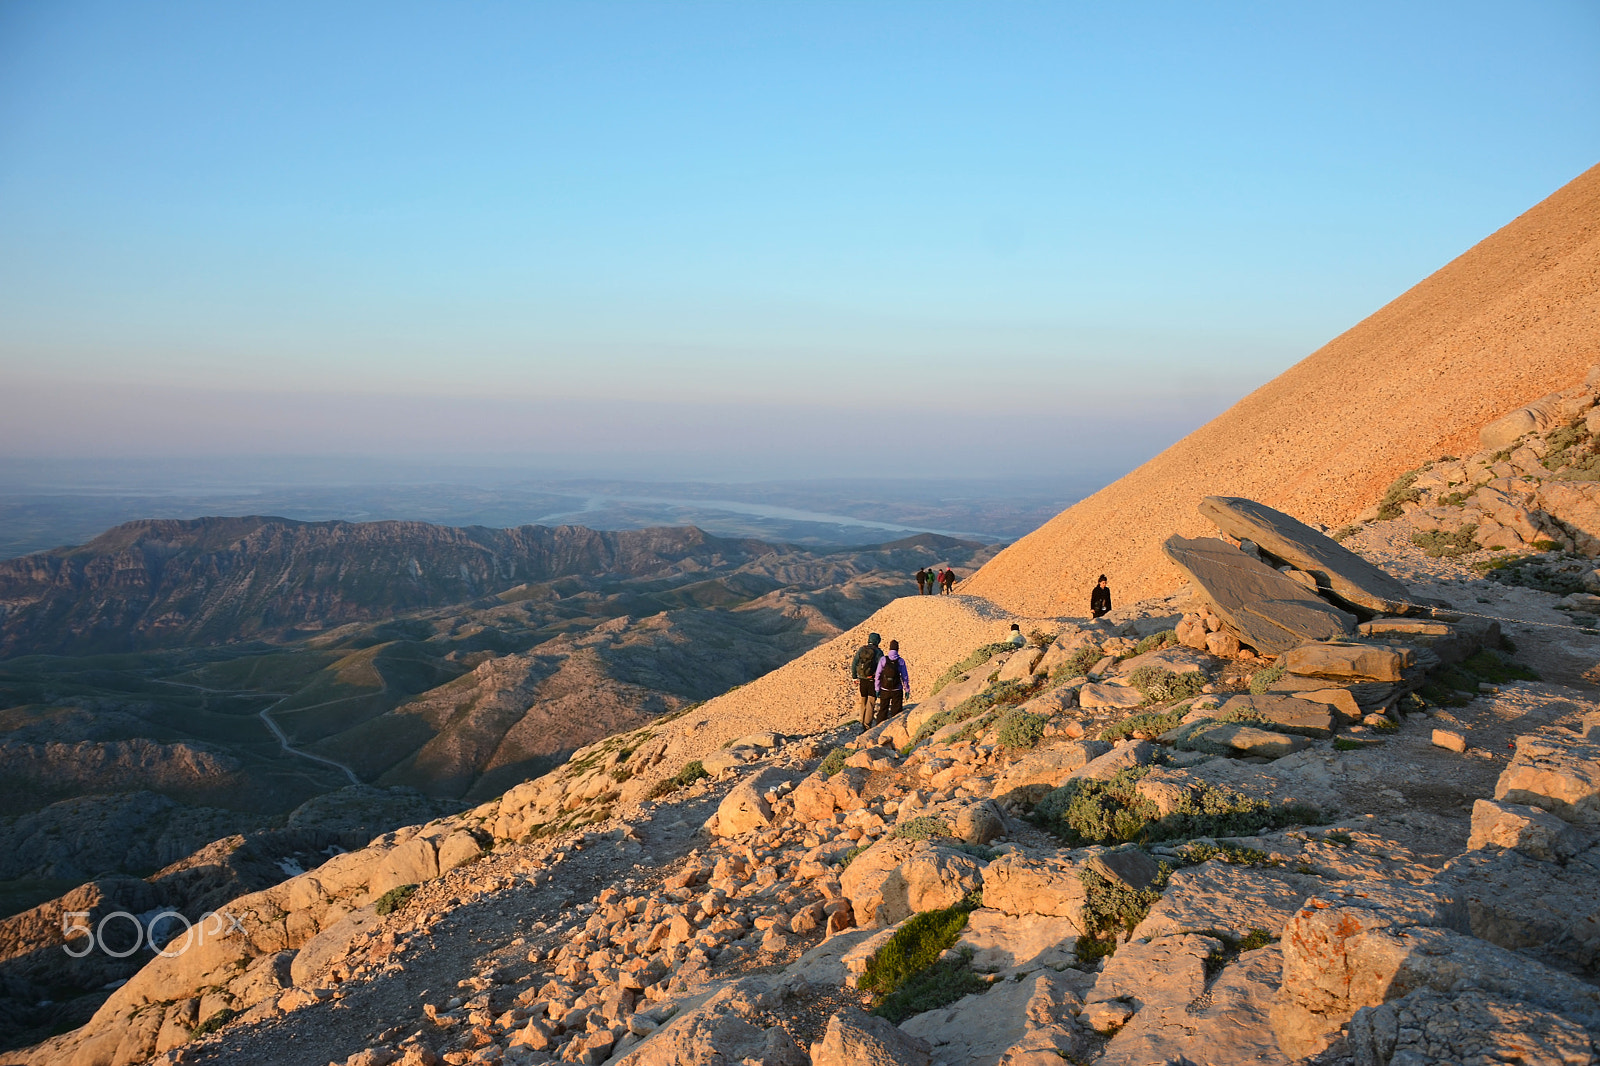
[
  {"left": 1284, "top": 641, "right": 1414, "bottom": 682},
  {"left": 1216, "top": 693, "right": 1339, "bottom": 736},
  {"left": 1098, "top": 946, "right": 1285, "bottom": 1066},
  {"left": 1133, "top": 861, "right": 1315, "bottom": 941},
  {"left": 1496, "top": 727, "right": 1600, "bottom": 827},
  {"left": 1199, "top": 496, "right": 1416, "bottom": 613},
  {"left": 1162, "top": 535, "right": 1356, "bottom": 655}
]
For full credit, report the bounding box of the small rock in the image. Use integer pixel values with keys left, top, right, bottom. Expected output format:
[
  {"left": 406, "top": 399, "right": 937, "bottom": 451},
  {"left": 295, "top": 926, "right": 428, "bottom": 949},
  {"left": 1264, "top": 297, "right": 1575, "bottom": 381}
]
[{"left": 1432, "top": 729, "right": 1468, "bottom": 753}]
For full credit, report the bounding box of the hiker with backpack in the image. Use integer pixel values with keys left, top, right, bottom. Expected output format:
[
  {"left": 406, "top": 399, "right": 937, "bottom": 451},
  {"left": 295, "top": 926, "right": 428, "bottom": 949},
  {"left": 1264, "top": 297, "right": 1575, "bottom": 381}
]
[
  {"left": 940, "top": 567, "right": 955, "bottom": 594},
  {"left": 875, "top": 640, "right": 910, "bottom": 723},
  {"left": 849, "top": 633, "right": 884, "bottom": 730}
]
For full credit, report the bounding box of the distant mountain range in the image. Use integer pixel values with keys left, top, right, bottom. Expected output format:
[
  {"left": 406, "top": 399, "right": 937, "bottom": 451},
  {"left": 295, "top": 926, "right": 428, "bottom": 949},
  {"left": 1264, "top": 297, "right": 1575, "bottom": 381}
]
[
  {"left": 0, "top": 515, "right": 996, "bottom": 915},
  {"left": 0, "top": 517, "right": 776, "bottom": 656}
]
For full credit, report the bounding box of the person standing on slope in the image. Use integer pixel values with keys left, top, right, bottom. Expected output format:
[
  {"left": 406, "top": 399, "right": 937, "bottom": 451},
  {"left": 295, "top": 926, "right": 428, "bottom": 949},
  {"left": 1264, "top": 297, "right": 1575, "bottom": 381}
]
[
  {"left": 915, "top": 568, "right": 928, "bottom": 595},
  {"left": 1091, "top": 575, "right": 1112, "bottom": 619},
  {"left": 850, "top": 633, "right": 884, "bottom": 730},
  {"left": 940, "top": 567, "right": 955, "bottom": 594},
  {"left": 875, "top": 640, "right": 910, "bottom": 724}
]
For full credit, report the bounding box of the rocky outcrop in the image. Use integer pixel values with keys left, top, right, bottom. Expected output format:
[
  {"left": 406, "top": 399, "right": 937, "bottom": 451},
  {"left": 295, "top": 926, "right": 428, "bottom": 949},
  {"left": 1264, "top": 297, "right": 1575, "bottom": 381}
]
[
  {"left": 1162, "top": 535, "right": 1356, "bottom": 654},
  {"left": 1198, "top": 496, "right": 1417, "bottom": 614}
]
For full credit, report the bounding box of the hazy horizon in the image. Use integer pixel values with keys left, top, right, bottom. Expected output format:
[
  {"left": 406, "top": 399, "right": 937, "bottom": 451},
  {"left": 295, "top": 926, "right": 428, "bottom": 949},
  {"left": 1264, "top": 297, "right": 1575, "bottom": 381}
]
[{"left": 3, "top": 2, "right": 1597, "bottom": 480}]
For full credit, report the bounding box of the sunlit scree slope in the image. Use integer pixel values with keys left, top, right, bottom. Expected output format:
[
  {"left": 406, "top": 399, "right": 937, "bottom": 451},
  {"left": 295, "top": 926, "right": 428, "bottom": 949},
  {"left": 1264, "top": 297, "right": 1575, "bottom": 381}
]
[{"left": 965, "top": 161, "right": 1600, "bottom": 617}]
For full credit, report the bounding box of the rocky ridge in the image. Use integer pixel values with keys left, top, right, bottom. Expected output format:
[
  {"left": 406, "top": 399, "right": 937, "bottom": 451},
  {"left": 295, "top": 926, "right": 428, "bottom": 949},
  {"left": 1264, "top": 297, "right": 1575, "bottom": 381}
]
[{"left": 16, "top": 380, "right": 1600, "bottom": 1065}]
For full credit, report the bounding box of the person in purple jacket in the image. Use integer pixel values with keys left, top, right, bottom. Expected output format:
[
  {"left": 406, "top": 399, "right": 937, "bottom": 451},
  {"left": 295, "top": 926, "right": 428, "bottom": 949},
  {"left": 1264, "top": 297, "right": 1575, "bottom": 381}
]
[{"left": 874, "top": 640, "right": 911, "bottom": 723}]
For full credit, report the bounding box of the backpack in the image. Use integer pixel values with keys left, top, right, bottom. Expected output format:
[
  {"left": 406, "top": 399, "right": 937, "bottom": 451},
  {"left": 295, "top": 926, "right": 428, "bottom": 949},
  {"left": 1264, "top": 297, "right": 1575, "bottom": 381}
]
[
  {"left": 853, "top": 646, "right": 881, "bottom": 680},
  {"left": 879, "top": 656, "right": 903, "bottom": 690}
]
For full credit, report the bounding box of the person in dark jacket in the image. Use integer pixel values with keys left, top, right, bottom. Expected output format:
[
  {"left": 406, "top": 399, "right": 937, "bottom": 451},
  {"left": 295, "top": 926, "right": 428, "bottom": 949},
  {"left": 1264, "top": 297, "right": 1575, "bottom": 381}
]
[
  {"left": 940, "top": 568, "right": 955, "bottom": 594},
  {"left": 849, "top": 633, "right": 884, "bottom": 729},
  {"left": 915, "top": 568, "right": 928, "bottom": 595},
  {"left": 1090, "top": 575, "right": 1112, "bottom": 618},
  {"left": 874, "top": 640, "right": 910, "bottom": 723}
]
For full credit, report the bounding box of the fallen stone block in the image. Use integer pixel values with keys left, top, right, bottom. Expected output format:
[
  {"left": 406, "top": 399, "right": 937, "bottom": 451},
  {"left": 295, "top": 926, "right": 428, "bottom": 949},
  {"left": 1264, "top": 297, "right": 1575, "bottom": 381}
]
[
  {"left": 1467, "top": 799, "right": 1585, "bottom": 862},
  {"left": 1431, "top": 729, "right": 1467, "bottom": 753},
  {"left": 1087, "top": 848, "right": 1161, "bottom": 891},
  {"left": 1199, "top": 496, "right": 1416, "bottom": 614},
  {"left": 1496, "top": 727, "right": 1600, "bottom": 827},
  {"left": 1284, "top": 642, "right": 1413, "bottom": 682},
  {"left": 991, "top": 741, "right": 1111, "bottom": 805},
  {"left": 1216, "top": 694, "right": 1337, "bottom": 737},
  {"left": 1078, "top": 683, "right": 1145, "bottom": 710},
  {"left": 1082, "top": 932, "right": 1220, "bottom": 1033},
  {"left": 1163, "top": 535, "right": 1356, "bottom": 655},
  {"left": 954, "top": 910, "right": 1080, "bottom": 975},
  {"left": 980, "top": 852, "right": 1087, "bottom": 926},
  {"left": 839, "top": 839, "right": 984, "bottom": 928},
  {"left": 1176, "top": 721, "right": 1312, "bottom": 759}
]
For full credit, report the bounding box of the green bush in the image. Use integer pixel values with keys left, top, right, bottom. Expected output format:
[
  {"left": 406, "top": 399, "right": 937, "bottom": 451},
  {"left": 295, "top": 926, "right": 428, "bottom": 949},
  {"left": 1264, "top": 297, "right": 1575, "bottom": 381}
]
[
  {"left": 995, "top": 709, "right": 1047, "bottom": 750},
  {"left": 891, "top": 816, "right": 953, "bottom": 841},
  {"left": 1032, "top": 768, "right": 1319, "bottom": 846},
  {"left": 1330, "top": 524, "right": 1361, "bottom": 543},
  {"left": 818, "top": 747, "right": 848, "bottom": 777},
  {"left": 837, "top": 844, "right": 869, "bottom": 869},
  {"left": 673, "top": 760, "right": 709, "bottom": 787},
  {"left": 1133, "top": 630, "right": 1178, "bottom": 656},
  {"left": 859, "top": 893, "right": 985, "bottom": 1021},
  {"left": 1411, "top": 525, "right": 1479, "bottom": 558},
  {"left": 1178, "top": 842, "right": 1279, "bottom": 867},
  {"left": 870, "top": 949, "right": 991, "bottom": 1023},
  {"left": 931, "top": 643, "right": 1011, "bottom": 695},
  {"left": 1099, "top": 707, "right": 1187, "bottom": 742},
  {"left": 1028, "top": 629, "right": 1057, "bottom": 650},
  {"left": 1126, "top": 666, "right": 1208, "bottom": 704},
  {"left": 1055, "top": 644, "right": 1104, "bottom": 680},
  {"left": 1376, "top": 469, "right": 1424, "bottom": 520},
  {"left": 374, "top": 883, "right": 417, "bottom": 916},
  {"left": 1248, "top": 662, "right": 1286, "bottom": 695},
  {"left": 1074, "top": 866, "right": 1166, "bottom": 958},
  {"left": 906, "top": 676, "right": 1045, "bottom": 750},
  {"left": 190, "top": 1008, "right": 241, "bottom": 1037}
]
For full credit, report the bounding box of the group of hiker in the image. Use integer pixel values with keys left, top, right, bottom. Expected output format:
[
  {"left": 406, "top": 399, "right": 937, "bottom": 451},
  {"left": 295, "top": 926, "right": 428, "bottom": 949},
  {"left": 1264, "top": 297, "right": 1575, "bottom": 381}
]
[
  {"left": 915, "top": 567, "right": 956, "bottom": 595},
  {"left": 845, "top": 575, "right": 1113, "bottom": 732},
  {"left": 848, "top": 632, "right": 910, "bottom": 730}
]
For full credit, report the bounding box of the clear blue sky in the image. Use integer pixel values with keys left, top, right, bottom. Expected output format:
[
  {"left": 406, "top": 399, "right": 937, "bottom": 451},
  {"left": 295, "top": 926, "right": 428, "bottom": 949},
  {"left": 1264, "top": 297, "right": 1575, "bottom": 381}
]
[{"left": 1, "top": 2, "right": 1596, "bottom": 479}]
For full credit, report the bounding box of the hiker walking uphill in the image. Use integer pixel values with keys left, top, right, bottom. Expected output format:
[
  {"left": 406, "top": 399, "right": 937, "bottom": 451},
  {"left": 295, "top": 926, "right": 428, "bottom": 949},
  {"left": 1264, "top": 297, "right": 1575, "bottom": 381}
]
[
  {"left": 875, "top": 640, "right": 910, "bottom": 723},
  {"left": 849, "top": 633, "right": 884, "bottom": 730},
  {"left": 1091, "top": 574, "right": 1112, "bottom": 618}
]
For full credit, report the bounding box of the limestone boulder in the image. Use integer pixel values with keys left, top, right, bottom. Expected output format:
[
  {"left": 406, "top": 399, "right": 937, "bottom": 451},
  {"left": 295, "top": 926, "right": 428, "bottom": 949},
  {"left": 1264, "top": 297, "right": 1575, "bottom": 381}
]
[
  {"left": 1199, "top": 496, "right": 1416, "bottom": 614},
  {"left": 1173, "top": 721, "right": 1312, "bottom": 759},
  {"left": 810, "top": 1008, "right": 932, "bottom": 1066},
  {"left": 1283, "top": 642, "right": 1413, "bottom": 682},
  {"left": 1081, "top": 932, "right": 1219, "bottom": 1032},
  {"left": 995, "top": 648, "right": 1042, "bottom": 682},
  {"left": 1133, "top": 861, "right": 1314, "bottom": 942},
  {"left": 714, "top": 768, "right": 790, "bottom": 837},
  {"left": 953, "top": 910, "right": 1081, "bottom": 974},
  {"left": 1468, "top": 798, "right": 1588, "bottom": 862},
  {"left": 1215, "top": 693, "right": 1338, "bottom": 736},
  {"left": 1162, "top": 535, "right": 1356, "bottom": 655},
  {"left": 792, "top": 767, "right": 870, "bottom": 823},
  {"left": 839, "top": 840, "right": 984, "bottom": 928},
  {"left": 1098, "top": 946, "right": 1285, "bottom": 1066},
  {"left": 1272, "top": 884, "right": 1600, "bottom": 1057},
  {"left": 619, "top": 978, "right": 807, "bottom": 1066},
  {"left": 1078, "top": 683, "right": 1144, "bottom": 710},
  {"left": 1538, "top": 481, "right": 1600, "bottom": 556},
  {"left": 289, "top": 905, "right": 378, "bottom": 987},
  {"left": 1345, "top": 988, "right": 1596, "bottom": 1066},
  {"left": 950, "top": 799, "right": 1006, "bottom": 845},
  {"left": 980, "top": 852, "right": 1087, "bottom": 927},
  {"left": 991, "top": 741, "right": 1110, "bottom": 806},
  {"left": 1439, "top": 844, "right": 1600, "bottom": 975},
  {"left": 1496, "top": 727, "right": 1600, "bottom": 827},
  {"left": 900, "top": 970, "right": 1087, "bottom": 1066}
]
